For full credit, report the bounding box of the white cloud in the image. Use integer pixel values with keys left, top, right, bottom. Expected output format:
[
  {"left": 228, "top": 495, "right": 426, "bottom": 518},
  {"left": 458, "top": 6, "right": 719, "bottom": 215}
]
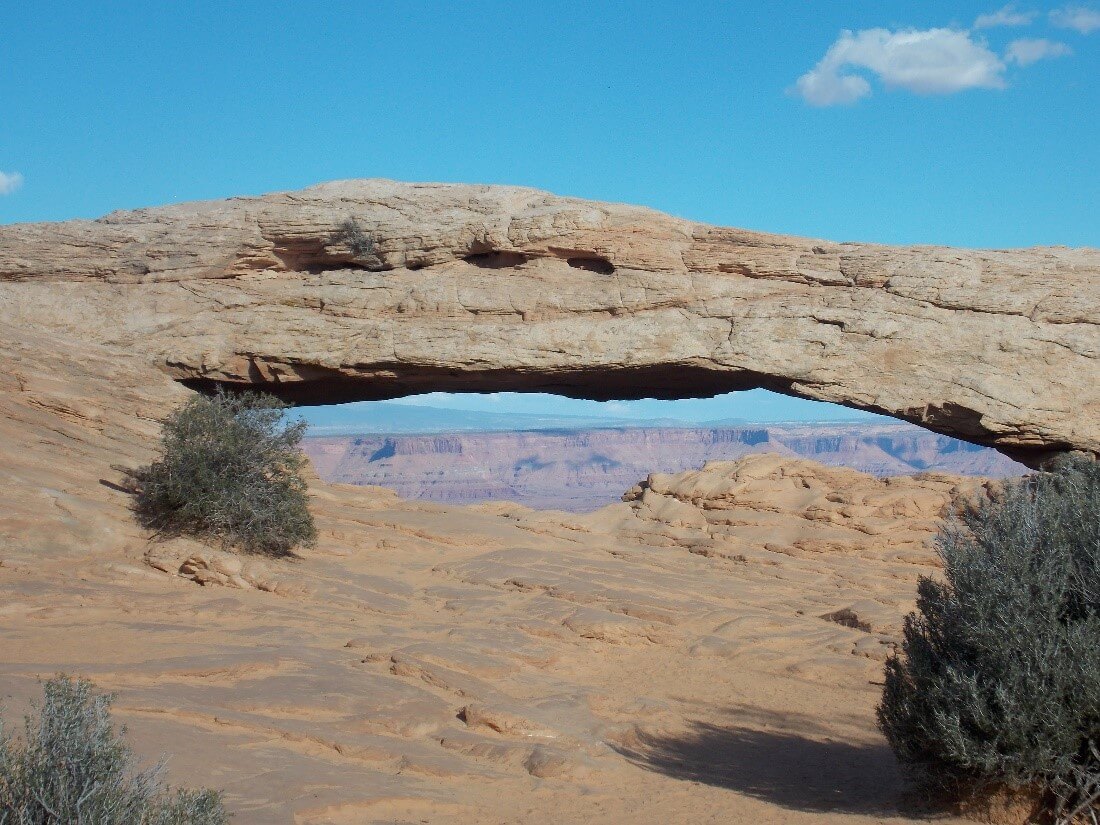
[
  {"left": 795, "top": 67, "right": 871, "bottom": 106},
  {"left": 0, "top": 171, "right": 23, "bottom": 195},
  {"left": 974, "top": 4, "right": 1038, "bottom": 28},
  {"left": 794, "top": 28, "right": 1006, "bottom": 106},
  {"left": 1005, "top": 37, "right": 1073, "bottom": 64},
  {"left": 1049, "top": 5, "right": 1100, "bottom": 32}
]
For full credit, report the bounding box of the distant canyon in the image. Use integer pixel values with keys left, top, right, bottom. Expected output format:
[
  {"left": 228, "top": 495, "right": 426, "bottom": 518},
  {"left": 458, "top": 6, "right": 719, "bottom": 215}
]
[{"left": 303, "top": 423, "right": 1027, "bottom": 511}]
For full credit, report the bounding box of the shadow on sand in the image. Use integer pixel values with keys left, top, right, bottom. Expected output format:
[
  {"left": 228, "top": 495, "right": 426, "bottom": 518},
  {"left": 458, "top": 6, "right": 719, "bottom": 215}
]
[{"left": 613, "top": 719, "right": 910, "bottom": 816}]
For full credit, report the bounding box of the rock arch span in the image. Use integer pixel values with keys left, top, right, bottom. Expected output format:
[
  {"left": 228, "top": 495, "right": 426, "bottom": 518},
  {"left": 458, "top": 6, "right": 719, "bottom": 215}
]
[{"left": 1, "top": 179, "right": 1097, "bottom": 468}]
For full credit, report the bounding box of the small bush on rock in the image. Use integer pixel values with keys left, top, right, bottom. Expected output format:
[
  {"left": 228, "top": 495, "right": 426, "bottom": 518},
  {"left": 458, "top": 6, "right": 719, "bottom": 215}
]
[
  {"left": 332, "top": 216, "right": 376, "bottom": 259},
  {"left": 878, "top": 456, "right": 1099, "bottom": 824},
  {"left": 0, "top": 675, "right": 229, "bottom": 824},
  {"left": 135, "top": 389, "right": 316, "bottom": 556}
]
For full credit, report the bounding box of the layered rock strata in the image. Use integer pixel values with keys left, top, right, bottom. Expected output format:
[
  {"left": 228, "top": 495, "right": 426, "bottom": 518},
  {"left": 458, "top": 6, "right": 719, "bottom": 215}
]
[
  {"left": 2, "top": 180, "right": 1097, "bottom": 467},
  {"left": 304, "top": 423, "right": 1024, "bottom": 510}
]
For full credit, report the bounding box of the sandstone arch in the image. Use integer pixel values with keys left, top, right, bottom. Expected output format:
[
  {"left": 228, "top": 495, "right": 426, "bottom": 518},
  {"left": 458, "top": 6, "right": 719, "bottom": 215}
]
[{"left": 1, "top": 179, "right": 1097, "bottom": 468}]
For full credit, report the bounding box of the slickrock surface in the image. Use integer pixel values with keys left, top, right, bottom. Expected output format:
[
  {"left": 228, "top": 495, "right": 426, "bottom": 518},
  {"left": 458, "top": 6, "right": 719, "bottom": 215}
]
[
  {"left": 2, "top": 180, "right": 1097, "bottom": 465},
  {"left": 304, "top": 423, "right": 1024, "bottom": 510},
  {"left": 0, "top": 310, "right": 989, "bottom": 823},
  {"left": 0, "top": 180, "right": 1091, "bottom": 822},
  {"left": 1, "top": 448, "right": 983, "bottom": 824}
]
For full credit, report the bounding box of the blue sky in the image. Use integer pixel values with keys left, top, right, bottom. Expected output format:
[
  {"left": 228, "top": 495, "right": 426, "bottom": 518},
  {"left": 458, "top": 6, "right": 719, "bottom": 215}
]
[{"left": 2, "top": 1, "right": 1096, "bottom": 425}]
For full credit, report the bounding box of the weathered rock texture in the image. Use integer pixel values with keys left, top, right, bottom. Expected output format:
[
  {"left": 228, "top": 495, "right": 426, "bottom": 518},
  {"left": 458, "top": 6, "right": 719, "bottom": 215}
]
[
  {"left": 1, "top": 180, "right": 1081, "bottom": 824},
  {"left": 1, "top": 453, "right": 985, "bottom": 824},
  {"left": 2, "top": 180, "right": 1097, "bottom": 466},
  {"left": 0, "top": 319, "right": 994, "bottom": 821}
]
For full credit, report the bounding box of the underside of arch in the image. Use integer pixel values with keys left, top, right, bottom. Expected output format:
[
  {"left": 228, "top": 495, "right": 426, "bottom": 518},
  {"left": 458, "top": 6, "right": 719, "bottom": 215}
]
[{"left": 1, "top": 180, "right": 1096, "bottom": 470}]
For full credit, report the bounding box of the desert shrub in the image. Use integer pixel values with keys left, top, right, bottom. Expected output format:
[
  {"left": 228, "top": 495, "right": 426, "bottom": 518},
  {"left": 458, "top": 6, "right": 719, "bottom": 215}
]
[
  {"left": 135, "top": 389, "right": 316, "bottom": 556},
  {"left": 878, "top": 455, "right": 1099, "bottom": 823},
  {"left": 0, "top": 675, "right": 229, "bottom": 824},
  {"left": 332, "top": 216, "right": 376, "bottom": 259}
]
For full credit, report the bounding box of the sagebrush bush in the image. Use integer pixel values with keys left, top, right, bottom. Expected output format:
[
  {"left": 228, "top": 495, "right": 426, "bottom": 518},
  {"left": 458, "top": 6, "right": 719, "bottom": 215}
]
[
  {"left": 332, "top": 216, "right": 376, "bottom": 259},
  {"left": 878, "top": 456, "right": 1099, "bottom": 824},
  {"left": 0, "top": 675, "right": 229, "bottom": 824},
  {"left": 135, "top": 389, "right": 316, "bottom": 556}
]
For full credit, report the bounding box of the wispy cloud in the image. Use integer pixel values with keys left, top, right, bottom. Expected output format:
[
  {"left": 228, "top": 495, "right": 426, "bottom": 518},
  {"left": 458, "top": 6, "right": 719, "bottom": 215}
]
[
  {"left": 1005, "top": 37, "right": 1073, "bottom": 64},
  {"left": 0, "top": 171, "right": 23, "bottom": 195},
  {"left": 974, "top": 4, "right": 1038, "bottom": 28},
  {"left": 794, "top": 28, "right": 1006, "bottom": 106},
  {"left": 1049, "top": 4, "right": 1100, "bottom": 32}
]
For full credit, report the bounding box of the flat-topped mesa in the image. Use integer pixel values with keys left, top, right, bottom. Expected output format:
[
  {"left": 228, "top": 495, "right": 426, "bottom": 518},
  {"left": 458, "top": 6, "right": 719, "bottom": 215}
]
[{"left": 2, "top": 179, "right": 1097, "bottom": 467}]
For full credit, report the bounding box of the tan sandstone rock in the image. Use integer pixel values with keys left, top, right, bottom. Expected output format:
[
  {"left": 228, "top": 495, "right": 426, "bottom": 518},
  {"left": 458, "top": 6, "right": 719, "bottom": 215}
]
[
  {"left": 1, "top": 180, "right": 1096, "bottom": 469},
  {"left": 0, "top": 439, "right": 994, "bottom": 824},
  {"left": 0, "top": 180, "right": 1092, "bottom": 824}
]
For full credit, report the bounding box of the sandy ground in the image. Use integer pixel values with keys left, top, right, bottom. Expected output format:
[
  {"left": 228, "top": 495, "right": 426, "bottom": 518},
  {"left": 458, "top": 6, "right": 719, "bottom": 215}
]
[{"left": 1, "top": 436, "right": 978, "bottom": 823}]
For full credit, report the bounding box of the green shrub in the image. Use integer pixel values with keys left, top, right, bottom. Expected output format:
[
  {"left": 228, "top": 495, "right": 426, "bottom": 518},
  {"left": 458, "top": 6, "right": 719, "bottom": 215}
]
[
  {"left": 878, "top": 455, "right": 1099, "bottom": 823},
  {"left": 135, "top": 390, "right": 316, "bottom": 556},
  {"left": 332, "top": 216, "right": 376, "bottom": 260},
  {"left": 0, "top": 675, "right": 229, "bottom": 824}
]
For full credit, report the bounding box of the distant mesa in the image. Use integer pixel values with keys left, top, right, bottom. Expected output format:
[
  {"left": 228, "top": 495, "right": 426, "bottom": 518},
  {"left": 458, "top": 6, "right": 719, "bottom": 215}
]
[{"left": 303, "top": 421, "right": 1026, "bottom": 511}]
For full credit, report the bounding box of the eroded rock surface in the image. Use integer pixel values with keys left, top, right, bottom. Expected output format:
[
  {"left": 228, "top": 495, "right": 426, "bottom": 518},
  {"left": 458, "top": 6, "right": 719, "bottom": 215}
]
[
  {"left": 2, "top": 179, "right": 1097, "bottom": 465},
  {"left": 1, "top": 451, "right": 981, "bottom": 824},
  {"left": 0, "top": 180, "right": 1092, "bottom": 824}
]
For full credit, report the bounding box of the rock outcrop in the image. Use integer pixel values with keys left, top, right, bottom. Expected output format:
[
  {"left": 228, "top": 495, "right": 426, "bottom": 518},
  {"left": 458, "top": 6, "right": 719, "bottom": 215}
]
[
  {"left": 2, "top": 179, "right": 1081, "bottom": 823},
  {"left": 2, "top": 179, "right": 1097, "bottom": 467},
  {"left": 0, "top": 453, "right": 989, "bottom": 823}
]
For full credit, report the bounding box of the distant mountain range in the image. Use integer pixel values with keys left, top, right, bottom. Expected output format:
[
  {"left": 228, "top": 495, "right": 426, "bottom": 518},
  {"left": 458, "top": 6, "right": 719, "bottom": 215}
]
[{"left": 304, "top": 420, "right": 1026, "bottom": 512}]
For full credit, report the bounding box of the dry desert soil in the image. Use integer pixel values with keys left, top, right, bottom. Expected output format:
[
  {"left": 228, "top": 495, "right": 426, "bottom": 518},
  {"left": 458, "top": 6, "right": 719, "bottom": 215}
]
[{"left": 2, "top": 449, "right": 986, "bottom": 825}]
